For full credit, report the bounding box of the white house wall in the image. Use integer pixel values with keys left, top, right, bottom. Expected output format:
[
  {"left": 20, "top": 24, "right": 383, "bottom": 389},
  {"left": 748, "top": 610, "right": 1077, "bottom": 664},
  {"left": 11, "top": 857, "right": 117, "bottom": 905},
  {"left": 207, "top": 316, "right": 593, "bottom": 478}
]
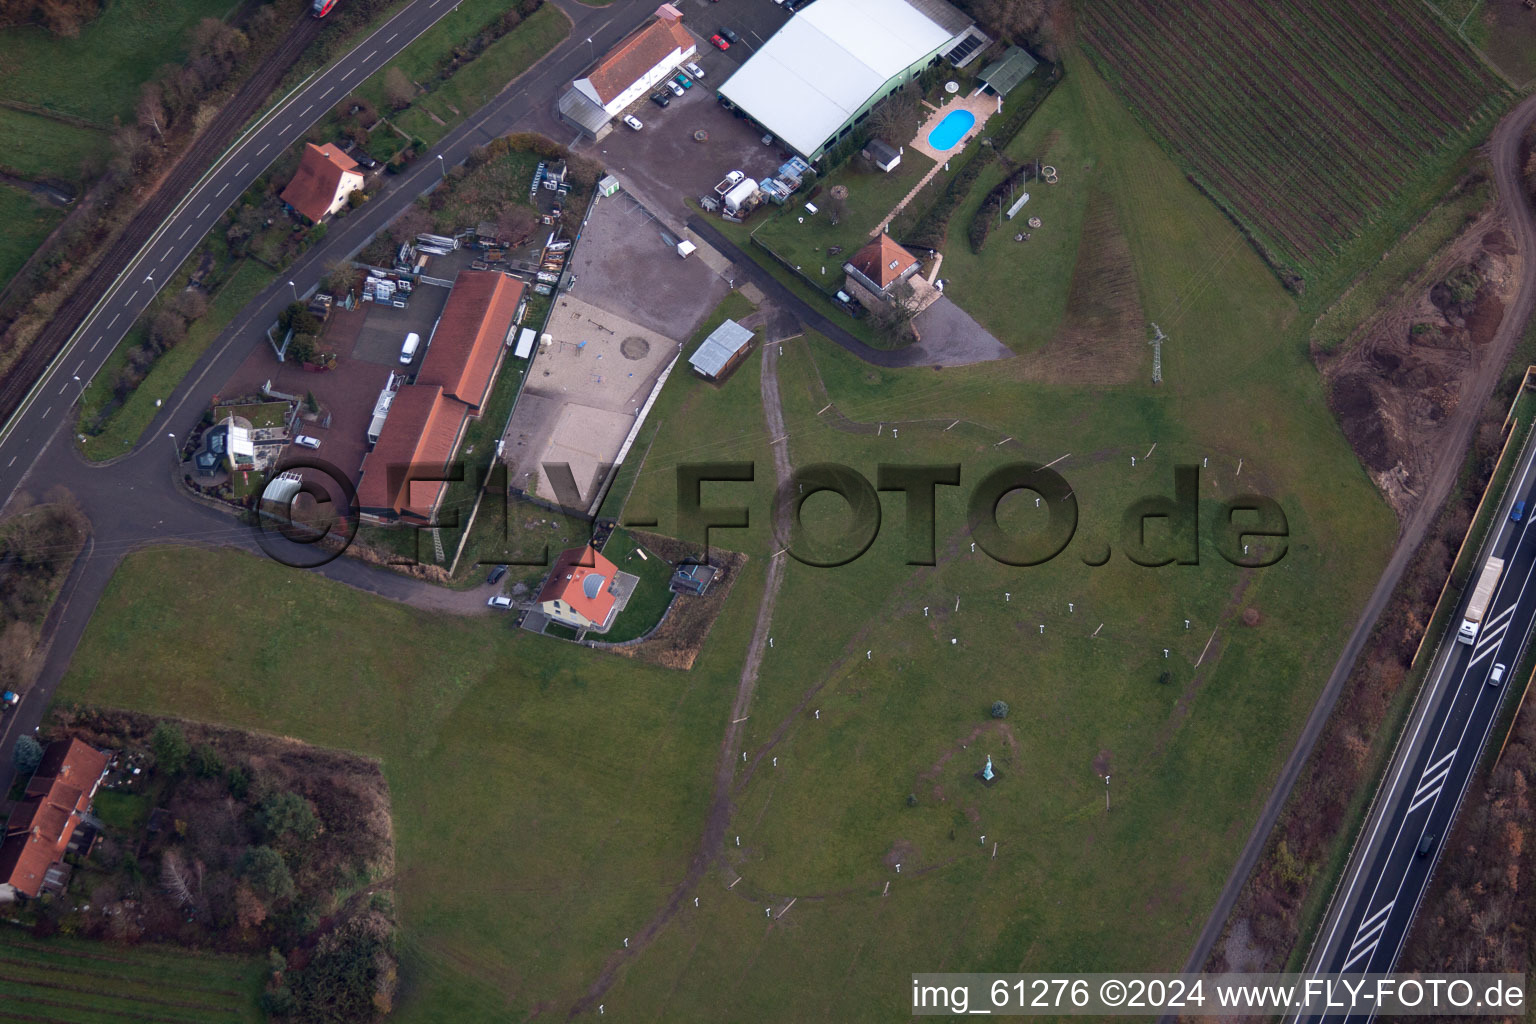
[{"left": 598, "top": 43, "right": 697, "bottom": 116}]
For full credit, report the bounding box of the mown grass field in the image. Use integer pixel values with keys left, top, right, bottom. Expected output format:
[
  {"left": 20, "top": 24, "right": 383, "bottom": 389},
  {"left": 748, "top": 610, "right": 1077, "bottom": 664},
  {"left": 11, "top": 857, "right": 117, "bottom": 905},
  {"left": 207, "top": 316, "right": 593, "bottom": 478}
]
[
  {"left": 54, "top": 41, "right": 1409, "bottom": 1024},
  {"left": 1079, "top": 0, "right": 1509, "bottom": 296},
  {"left": 0, "top": 0, "right": 232, "bottom": 126},
  {"left": 750, "top": 148, "right": 937, "bottom": 293},
  {"left": 0, "top": 185, "right": 63, "bottom": 292},
  {"left": 78, "top": 258, "right": 270, "bottom": 460},
  {"left": 0, "top": 925, "right": 263, "bottom": 1023},
  {"left": 363, "top": 1, "right": 567, "bottom": 145},
  {"left": 0, "top": 107, "right": 109, "bottom": 184}
]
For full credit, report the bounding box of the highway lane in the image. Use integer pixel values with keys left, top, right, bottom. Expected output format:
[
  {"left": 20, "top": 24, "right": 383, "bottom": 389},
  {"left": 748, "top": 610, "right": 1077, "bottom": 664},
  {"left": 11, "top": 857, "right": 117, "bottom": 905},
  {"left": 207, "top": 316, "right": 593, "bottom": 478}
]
[
  {"left": 0, "top": 0, "right": 535, "bottom": 509},
  {"left": 1297, "top": 431, "right": 1536, "bottom": 1017}
]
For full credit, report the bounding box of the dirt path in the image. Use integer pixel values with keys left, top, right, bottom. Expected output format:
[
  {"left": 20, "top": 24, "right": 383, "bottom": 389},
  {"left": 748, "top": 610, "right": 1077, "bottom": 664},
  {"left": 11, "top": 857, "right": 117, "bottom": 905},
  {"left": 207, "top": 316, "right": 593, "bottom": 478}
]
[
  {"left": 1178, "top": 89, "right": 1536, "bottom": 982},
  {"left": 566, "top": 323, "right": 795, "bottom": 1018}
]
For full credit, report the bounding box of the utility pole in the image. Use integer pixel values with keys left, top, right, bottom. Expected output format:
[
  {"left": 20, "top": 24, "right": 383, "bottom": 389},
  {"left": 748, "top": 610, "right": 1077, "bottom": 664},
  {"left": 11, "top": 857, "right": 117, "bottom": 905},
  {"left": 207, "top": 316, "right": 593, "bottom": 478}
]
[
  {"left": 1149, "top": 323, "right": 1166, "bottom": 385},
  {"left": 1105, "top": 775, "right": 1111, "bottom": 812}
]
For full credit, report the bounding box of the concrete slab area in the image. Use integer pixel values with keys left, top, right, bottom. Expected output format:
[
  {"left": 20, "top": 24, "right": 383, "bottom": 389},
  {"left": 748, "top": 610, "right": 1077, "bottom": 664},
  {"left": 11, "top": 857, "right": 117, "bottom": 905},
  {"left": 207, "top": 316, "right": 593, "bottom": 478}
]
[{"left": 566, "top": 190, "right": 732, "bottom": 340}]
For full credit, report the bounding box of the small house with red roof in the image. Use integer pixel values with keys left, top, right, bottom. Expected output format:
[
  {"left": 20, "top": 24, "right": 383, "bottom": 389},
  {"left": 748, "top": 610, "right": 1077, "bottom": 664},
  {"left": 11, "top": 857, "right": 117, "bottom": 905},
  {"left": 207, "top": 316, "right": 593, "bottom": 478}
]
[
  {"left": 560, "top": 5, "right": 696, "bottom": 135},
  {"left": 843, "top": 234, "right": 921, "bottom": 298},
  {"left": 0, "top": 738, "right": 111, "bottom": 901},
  {"left": 537, "top": 545, "right": 621, "bottom": 630},
  {"left": 281, "top": 143, "right": 365, "bottom": 225}
]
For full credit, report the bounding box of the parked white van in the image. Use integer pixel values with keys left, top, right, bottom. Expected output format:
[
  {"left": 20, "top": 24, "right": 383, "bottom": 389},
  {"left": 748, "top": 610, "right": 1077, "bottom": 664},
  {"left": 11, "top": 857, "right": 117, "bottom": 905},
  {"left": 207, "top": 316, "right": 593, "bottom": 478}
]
[{"left": 399, "top": 332, "right": 421, "bottom": 364}]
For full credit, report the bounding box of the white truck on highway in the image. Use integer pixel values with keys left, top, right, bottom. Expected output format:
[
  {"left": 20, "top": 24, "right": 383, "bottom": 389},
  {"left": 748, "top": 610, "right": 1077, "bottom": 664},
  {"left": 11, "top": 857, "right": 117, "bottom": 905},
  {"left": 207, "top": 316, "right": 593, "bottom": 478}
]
[{"left": 1459, "top": 555, "right": 1505, "bottom": 644}]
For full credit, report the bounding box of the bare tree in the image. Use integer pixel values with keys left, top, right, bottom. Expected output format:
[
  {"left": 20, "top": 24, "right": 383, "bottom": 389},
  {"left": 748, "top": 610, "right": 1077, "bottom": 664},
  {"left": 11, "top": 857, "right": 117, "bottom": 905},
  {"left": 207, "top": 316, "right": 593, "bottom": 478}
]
[
  {"left": 388, "top": 205, "right": 433, "bottom": 246},
  {"left": 867, "top": 84, "right": 922, "bottom": 144},
  {"left": 495, "top": 205, "right": 539, "bottom": 247},
  {"left": 136, "top": 82, "right": 166, "bottom": 144},
  {"left": 162, "top": 849, "right": 197, "bottom": 907},
  {"left": 382, "top": 67, "right": 415, "bottom": 110},
  {"left": 868, "top": 279, "right": 924, "bottom": 346}
]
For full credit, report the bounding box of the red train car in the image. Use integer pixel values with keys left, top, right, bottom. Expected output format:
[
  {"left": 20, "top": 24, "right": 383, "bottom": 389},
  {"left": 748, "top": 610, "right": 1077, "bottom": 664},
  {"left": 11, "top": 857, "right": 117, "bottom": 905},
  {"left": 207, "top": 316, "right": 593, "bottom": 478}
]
[{"left": 312, "top": 0, "right": 338, "bottom": 17}]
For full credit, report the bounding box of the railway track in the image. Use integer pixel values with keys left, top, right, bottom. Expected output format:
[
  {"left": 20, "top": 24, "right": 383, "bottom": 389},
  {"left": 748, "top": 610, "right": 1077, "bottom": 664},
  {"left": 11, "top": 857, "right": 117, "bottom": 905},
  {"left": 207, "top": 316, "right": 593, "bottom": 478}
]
[{"left": 0, "top": 12, "right": 325, "bottom": 431}]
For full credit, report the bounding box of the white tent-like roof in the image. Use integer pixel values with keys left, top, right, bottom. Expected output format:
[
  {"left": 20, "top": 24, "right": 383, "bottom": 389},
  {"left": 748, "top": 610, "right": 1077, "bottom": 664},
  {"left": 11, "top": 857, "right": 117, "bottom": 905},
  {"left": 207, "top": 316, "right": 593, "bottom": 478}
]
[{"left": 717, "top": 0, "right": 960, "bottom": 158}]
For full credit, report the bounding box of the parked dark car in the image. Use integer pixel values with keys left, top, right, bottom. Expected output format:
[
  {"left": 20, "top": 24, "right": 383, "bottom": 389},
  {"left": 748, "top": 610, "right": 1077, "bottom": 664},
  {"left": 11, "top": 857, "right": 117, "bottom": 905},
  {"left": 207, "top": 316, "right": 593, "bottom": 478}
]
[
  {"left": 719, "top": 26, "right": 740, "bottom": 43},
  {"left": 487, "top": 564, "right": 509, "bottom": 585},
  {"left": 651, "top": 91, "right": 671, "bottom": 107}
]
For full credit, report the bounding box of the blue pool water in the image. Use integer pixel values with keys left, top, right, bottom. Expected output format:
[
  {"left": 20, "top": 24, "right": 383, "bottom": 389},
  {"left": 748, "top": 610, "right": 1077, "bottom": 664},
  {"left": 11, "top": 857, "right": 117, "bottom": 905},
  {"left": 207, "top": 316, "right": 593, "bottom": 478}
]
[{"left": 927, "top": 109, "right": 975, "bottom": 151}]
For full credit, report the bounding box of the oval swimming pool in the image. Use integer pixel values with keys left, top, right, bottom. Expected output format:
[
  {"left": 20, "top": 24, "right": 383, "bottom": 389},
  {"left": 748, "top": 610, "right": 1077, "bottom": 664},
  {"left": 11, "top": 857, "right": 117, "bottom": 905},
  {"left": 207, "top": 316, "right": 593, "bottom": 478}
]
[{"left": 927, "top": 109, "right": 976, "bottom": 151}]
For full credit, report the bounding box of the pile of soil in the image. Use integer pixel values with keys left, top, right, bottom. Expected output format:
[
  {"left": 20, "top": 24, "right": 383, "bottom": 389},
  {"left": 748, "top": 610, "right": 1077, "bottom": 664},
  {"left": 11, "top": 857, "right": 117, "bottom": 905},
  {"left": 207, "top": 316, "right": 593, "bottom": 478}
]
[{"left": 1316, "top": 210, "right": 1521, "bottom": 519}]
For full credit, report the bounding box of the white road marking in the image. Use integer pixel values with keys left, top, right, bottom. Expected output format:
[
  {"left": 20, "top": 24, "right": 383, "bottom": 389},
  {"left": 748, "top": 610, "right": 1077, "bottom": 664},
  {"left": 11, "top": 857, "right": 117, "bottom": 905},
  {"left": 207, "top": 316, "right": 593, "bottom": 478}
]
[
  {"left": 365, "top": 50, "right": 376, "bottom": 59},
  {"left": 72, "top": 362, "right": 82, "bottom": 375},
  {"left": 321, "top": 86, "right": 334, "bottom": 98},
  {"left": 1340, "top": 937, "right": 1379, "bottom": 973},
  {"left": 6, "top": 457, "right": 14, "bottom": 468},
  {"left": 163, "top": 247, "right": 173, "bottom": 261},
  {"left": 180, "top": 225, "right": 191, "bottom": 239},
  {"left": 216, "top": 183, "right": 228, "bottom": 196},
  {"left": 107, "top": 314, "right": 119, "bottom": 329},
  {"left": 40, "top": 406, "right": 50, "bottom": 419},
  {"left": 258, "top": 143, "right": 270, "bottom": 155},
  {"left": 388, "top": 31, "right": 397, "bottom": 40},
  {"left": 236, "top": 162, "right": 247, "bottom": 175},
  {"left": 1313, "top": 449, "right": 1536, "bottom": 974},
  {"left": 127, "top": 290, "right": 138, "bottom": 303},
  {"left": 301, "top": 104, "right": 311, "bottom": 116},
  {"left": 59, "top": 383, "right": 68, "bottom": 395}
]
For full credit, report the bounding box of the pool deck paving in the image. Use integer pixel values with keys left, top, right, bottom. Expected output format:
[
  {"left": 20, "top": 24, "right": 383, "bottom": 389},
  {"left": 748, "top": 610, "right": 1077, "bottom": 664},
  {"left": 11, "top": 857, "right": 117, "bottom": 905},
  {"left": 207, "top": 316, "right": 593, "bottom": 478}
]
[{"left": 871, "top": 91, "right": 999, "bottom": 237}]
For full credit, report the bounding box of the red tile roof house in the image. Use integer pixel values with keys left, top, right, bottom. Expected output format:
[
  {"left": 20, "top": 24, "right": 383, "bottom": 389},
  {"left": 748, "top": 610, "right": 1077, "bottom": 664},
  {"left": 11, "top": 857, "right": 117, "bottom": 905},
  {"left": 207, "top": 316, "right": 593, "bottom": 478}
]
[
  {"left": 355, "top": 270, "right": 524, "bottom": 524},
  {"left": 841, "top": 234, "right": 941, "bottom": 315},
  {"left": 537, "top": 545, "right": 621, "bottom": 630},
  {"left": 281, "top": 143, "right": 366, "bottom": 224},
  {"left": 0, "top": 738, "right": 111, "bottom": 901},
  {"left": 571, "top": 4, "right": 697, "bottom": 118}
]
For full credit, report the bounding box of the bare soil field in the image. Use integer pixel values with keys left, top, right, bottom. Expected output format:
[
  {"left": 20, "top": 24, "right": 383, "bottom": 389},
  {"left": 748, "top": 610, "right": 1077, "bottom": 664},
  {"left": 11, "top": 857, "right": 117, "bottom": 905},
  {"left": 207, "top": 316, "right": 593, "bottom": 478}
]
[{"left": 1317, "top": 211, "right": 1522, "bottom": 518}]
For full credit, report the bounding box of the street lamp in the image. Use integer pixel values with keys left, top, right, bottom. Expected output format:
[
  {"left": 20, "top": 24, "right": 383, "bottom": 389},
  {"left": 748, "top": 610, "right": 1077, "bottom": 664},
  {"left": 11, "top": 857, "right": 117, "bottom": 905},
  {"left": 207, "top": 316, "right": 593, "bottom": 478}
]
[
  {"left": 436, "top": 153, "right": 446, "bottom": 177},
  {"left": 71, "top": 374, "right": 86, "bottom": 404},
  {"left": 167, "top": 432, "right": 178, "bottom": 461},
  {"left": 585, "top": 36, "right": 594, "bottom": 58},
  {"left": 288, "top": 280, "right": 298, "bottom": 301}
]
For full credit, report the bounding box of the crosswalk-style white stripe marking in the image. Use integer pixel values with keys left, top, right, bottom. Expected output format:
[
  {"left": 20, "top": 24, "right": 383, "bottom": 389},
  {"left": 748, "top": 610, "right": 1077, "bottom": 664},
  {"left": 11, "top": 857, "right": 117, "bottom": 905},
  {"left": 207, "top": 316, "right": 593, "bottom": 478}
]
[
  {"left": 1350, "top": 911, "right": 1390, "bottom": 953},
  {"left": 1416, "top": 749, "right": 1457, "bottom": 795},
  {"left": 1409, "top": 783, "right": 1445, "bottom": 814},
  {"left": 1341, "top": 938, "right": 1379, "bottom": 972},
  {"left": 1357, "top": 902, "right": 1394, "bottom": 933},
  {"left": 1474, "top": 622, "right": 1508, "bottom": 659},
  {"left": 1485, "top": 603, "right": 1516, "bottom": 630}
]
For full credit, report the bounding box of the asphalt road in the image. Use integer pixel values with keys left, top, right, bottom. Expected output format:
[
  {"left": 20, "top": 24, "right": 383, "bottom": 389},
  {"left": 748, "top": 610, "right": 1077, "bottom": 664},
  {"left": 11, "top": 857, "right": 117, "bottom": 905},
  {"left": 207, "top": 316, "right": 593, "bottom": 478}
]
[
  {"left": 0, "top": 0, "right": 645, "bottom": 514},
  {"left": 1175, "top": 88, "right": 1536, "bottom": 989},
  {"left": 1296, "top": 432, "right": 1536, "bottom": 1016},
  {"left": 0, "top": 0, "right": 659, "bottom": 798}
]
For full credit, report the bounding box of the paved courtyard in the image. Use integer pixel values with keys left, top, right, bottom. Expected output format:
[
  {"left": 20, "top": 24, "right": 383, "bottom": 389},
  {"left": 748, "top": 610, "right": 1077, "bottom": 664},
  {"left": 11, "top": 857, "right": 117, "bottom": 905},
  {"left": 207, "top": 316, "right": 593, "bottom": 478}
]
[{"left": 566, "top": 189, "right": 731, "bottom": 339}]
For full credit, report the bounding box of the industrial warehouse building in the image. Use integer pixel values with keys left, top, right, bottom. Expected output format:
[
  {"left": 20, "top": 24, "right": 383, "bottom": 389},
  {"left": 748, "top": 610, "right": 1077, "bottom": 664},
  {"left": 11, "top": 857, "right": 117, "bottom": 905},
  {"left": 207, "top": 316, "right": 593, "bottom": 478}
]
[
  {"left": 356, "top": 269, "right": 524, "bottom": 523},
  {"left": 716, "top": 0, "right": 984, "bottom": 162}
]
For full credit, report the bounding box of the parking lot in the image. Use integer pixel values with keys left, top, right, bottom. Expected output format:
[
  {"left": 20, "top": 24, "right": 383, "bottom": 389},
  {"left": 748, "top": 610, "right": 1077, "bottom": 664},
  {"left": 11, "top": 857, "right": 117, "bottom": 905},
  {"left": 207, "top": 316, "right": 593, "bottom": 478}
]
[
  {"left": 571, "top": 2, "right": 800, "bottom": 229},
  {"left": 567, "top": 189, "right": 731, "bottom": 338}
]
